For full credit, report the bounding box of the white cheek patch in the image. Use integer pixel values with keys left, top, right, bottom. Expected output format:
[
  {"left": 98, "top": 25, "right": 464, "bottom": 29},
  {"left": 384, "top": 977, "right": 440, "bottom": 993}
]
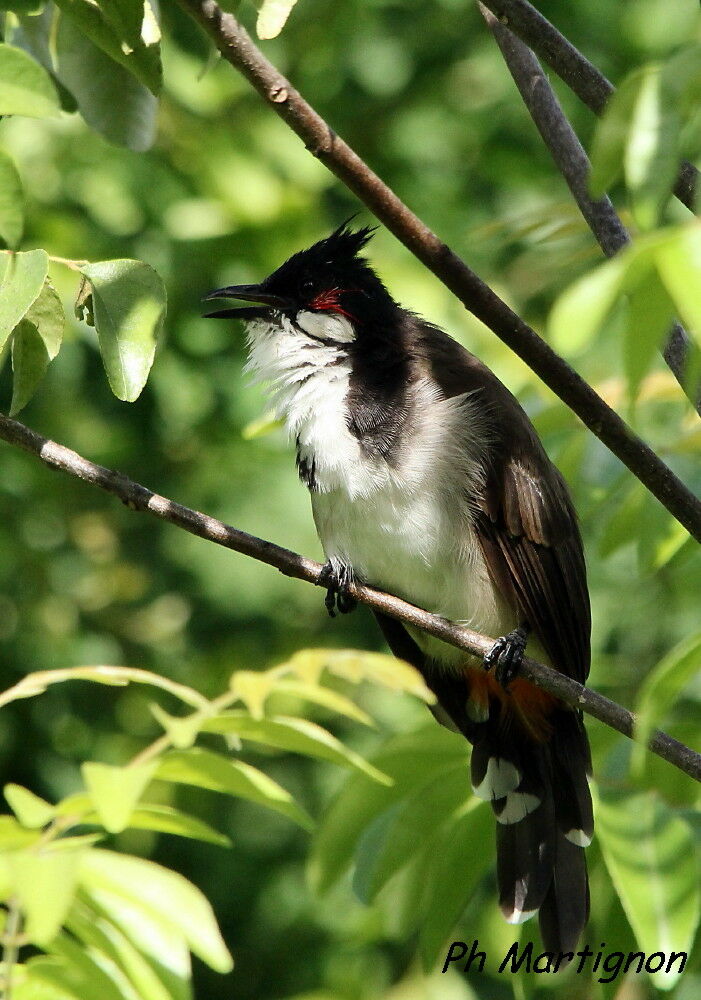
[
  {"left": 296, "top": 310, "right": 356, "bottom": 343},
  {"left": 472, "top": 757, "right": 521, "bottom": 802}
]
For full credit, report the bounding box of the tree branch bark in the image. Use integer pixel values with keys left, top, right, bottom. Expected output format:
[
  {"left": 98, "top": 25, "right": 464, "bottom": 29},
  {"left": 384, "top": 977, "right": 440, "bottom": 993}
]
[
  {"left": 0, "top": 413, "right": 698, "bottom": 783},
  {"left": 479, "top": 4, "right": 701, "bottom": 413},
  {"left": 177, "top": 0, "right": 701, "bottom": 542},
  {"left": 477, "top": 0, "right": 699, "bottom": 213}
]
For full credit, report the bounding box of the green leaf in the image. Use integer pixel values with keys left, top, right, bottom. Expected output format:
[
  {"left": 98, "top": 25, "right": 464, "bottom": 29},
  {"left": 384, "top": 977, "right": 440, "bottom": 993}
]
[
  {"left": 74, "top": 890, "right": 191, "bottom": 986},
  {"left": 257, "top": 0, "right": 299, "bottom": 40},
  {"left": 54, "top": 793, "right": 104, "bottom": 818},
  {"left": 309, "top": 726, "right": 467, "bottom": 894},
  {"left": 633, "top": 632, "right": 701, "bottom": 775},
  {"left": 625, "top": 66, "right": 680, "bottom": 230},
  {"left": 0, "top": 815, "right": 41, "bottom": 849},
  {"left": 271, "top": 679, "right": 374, "bottom": 727},
  {"left": 597, "top": 790, "right": 700, "bottom": 988},
  {"left": 53, "top": 0, "right": 162, "bottom": 95},
  {"left": 25, "top": 278, "right": 64, "bottom": 359},
  {"left": 228, "top": 669, "right": 276, "bottom": 718},
  {"left": 4, "top": 783, "right": 55, "bottom": 828},
  {"left": 49, "top": 834, "right": 104, "bottom": 851},
  {"left": 67, "top": 904, "right": 175, "bottom": 1000},
  {"left": 548, "top": 255, "right": 626, "bottom": 355},
  {"left": 79, "top": 259, "right": 166, "bottom": 401},
  {"left": 420, "top": 801, "right": 493, "bottom": 970},
  {"left": 150, "top": 704, "right": 202, "bottom": 748},
  {"left": 16, "top": 956, "right": 86, "bottom": 1000},
  {"left": 354, "top": 762, "right": 471, "bottom": 902},
  {"left": 49, "top": 931, "right": 130, "bottom": 1000},
  {"left": 283, "top": 648, "right": 435, "bottom": 703},
  {"left": 589, "top": 70, "right": 645, "bottom": 197},
  {"left": 0, "top": 150, "right": 23, "bottom": 249},
  {"left": 83, "top": 920, "right": 174, "bottom": 1000},
  {"left": 650, "top": 520, "right": 691, "bottom": 570},
  {"left": 9, "top": 7, "right": 79, "bottom": 114},
  {"left": 202, "top": 711, "right": 391, "bottom": 784},
  {"left": 599, "top": 482, "right": 644, "bottom": 559},
  {"left": 156, "top": 746, "right": 314, "bottom": 830},
  {"left": 80, "top": 849, "right": 233, "bottom": 973},
  {"left": 3, "top": 272, "right": 63, "bottom": 404},
  {"left": 0, "top": 42, "right": 60, "bottom": 117},
  {"left": 125, "top": 804, "right": 231, "bottom": 847},
  {"left": 0, "top": 248, "right": 48, "bottom": 352},
  {"left": 55, "top": 14, "right": 158, "bottom": 152},
  {"left": 82, "top": 761, "right": 156, "bottom": 833},
  {"left": 655, "top": 225, "right": 701, "bottom": 346},
  {"left": 10, "top": 319, "right": 50, "bottom": 415},
  {"left": 10, "top": 848, "right": 82, "bottom": 945},
  {"left": 622, "top": 272, "right": 676, "bottom": 402}
]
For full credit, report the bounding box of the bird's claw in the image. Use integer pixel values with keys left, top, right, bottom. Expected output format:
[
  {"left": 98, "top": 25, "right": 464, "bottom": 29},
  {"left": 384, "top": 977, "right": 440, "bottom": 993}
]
[
  {"left": 319, "top": 561, "right": 357, "bottom": 618},
  {"left": 484, "top": 625, "right": 529, "bottom": 690}
]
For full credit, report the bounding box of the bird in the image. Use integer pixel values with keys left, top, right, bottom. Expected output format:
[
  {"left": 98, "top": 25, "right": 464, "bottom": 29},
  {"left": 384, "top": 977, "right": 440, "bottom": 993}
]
[{"left": 204, "top": 221, "right": 593, "bottom": 955}]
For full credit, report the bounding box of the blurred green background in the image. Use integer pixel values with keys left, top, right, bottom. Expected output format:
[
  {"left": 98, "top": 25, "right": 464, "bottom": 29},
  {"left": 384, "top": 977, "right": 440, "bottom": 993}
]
[{"left": 1, "top": 0, "right": 700, "bottom": 997}]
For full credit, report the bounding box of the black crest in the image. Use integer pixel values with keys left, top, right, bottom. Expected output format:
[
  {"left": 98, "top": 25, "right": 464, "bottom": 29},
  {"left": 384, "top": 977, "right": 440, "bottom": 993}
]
[
  {"left": 313, "top": 219, "right": 377, "bottom": 265},
  {"left": 269, "top": 219, "right": 377, "bottom": 283}
]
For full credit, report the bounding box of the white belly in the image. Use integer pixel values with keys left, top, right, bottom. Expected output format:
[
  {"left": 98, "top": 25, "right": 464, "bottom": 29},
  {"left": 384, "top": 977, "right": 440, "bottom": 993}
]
[{"left": 312, "top": 480, "right": 516, "bottom": 665}]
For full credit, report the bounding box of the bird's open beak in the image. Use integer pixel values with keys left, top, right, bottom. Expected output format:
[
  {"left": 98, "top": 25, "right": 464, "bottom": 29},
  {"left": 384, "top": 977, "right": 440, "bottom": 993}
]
[{"left": 202, "top": 284, "right": 294, "bottom": 320}]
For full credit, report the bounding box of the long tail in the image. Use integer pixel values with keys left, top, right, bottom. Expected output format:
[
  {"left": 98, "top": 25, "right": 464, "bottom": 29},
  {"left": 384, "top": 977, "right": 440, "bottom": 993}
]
[
  {"left": 470, "top": 705, "right": 593, "bottom": 953},
  {"left": 371, "top": 612, "right": 593, "bottom": 952}
]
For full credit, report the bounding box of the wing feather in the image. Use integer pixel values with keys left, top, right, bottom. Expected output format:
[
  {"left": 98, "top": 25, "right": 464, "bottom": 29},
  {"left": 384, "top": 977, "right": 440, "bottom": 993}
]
[{"left": 414, "top": 320, "right": 591, "bottom": 683}]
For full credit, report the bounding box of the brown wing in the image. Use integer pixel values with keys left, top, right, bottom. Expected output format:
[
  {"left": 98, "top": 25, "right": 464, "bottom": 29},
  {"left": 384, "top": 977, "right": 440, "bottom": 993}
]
[{"left": 414, "top": 320, "right": 591, "bottom": 683}]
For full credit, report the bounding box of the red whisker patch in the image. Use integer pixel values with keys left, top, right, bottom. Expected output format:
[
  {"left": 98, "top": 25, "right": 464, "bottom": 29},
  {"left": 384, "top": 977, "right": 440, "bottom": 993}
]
[{"left": 309, "top": 288, "right": 357, "bottom": 322}]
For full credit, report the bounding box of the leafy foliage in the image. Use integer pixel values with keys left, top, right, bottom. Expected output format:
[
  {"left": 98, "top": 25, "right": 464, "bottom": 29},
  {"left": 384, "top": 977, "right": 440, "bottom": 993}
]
[
  {"left": 590, "top": 43, "right": 701, "bottom": 229},
  {"left": 0, "top": 651, "right": 434, "bottom": 997},
  {"left": 549, "top": 223, "right": 701, "bottom": 404}
]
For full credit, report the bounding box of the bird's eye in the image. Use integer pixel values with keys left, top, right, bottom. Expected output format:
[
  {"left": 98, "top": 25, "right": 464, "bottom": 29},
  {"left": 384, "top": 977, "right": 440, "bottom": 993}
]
[{"left": 300, "top": 278, "right": 315, "bottom": 297}]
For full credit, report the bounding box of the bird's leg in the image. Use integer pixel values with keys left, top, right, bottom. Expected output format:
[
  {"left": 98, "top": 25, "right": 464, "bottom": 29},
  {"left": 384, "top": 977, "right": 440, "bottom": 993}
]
[
  {"left": 318, "top": 560, "right": 357, "bottom": 617},
  {"left": 484, "top": 623, "right": 530, "bottom": 691}
]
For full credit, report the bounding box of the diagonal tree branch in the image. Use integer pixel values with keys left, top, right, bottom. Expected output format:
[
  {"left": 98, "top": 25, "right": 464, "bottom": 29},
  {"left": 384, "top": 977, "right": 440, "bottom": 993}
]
[
  {"left": 0, "top": 412, "right": 698, "bottom": 782},
  {"left": 178, "top": 0, "right": 701, "bottom": 543},
  {"left": 478, "top": 0, "right": 699, "bottom": 213},
  {"left": 479, "top": 4, "right": 701, "bottom": 414}
]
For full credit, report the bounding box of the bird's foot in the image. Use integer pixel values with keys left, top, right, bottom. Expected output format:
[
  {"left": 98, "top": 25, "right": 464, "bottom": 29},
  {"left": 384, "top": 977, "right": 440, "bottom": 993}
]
[
  {"left": 484, "top": 624, "right": 530, "bottom": 691},
  {"left": 318, "top": 561, "right": 357, "bottom": 618}
]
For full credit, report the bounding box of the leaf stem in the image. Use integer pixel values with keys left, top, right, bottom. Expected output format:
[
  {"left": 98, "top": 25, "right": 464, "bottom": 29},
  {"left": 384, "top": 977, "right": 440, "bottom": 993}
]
[
  {"left": 1, "top": 900, "right": 22, "bottom": 1000},
  {"left": 47, "top": 255, "right": 89, "bottom": 272}
]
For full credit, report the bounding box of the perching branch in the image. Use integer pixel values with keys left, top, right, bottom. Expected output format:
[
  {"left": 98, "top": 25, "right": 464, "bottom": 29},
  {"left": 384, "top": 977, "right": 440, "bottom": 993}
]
[
  {"left": 477, "top": 0, "right": 699, "bottom": 213},
  {"left": 0, "top": 413, "right": 699, "bottom": 783},
  {"left": 478, "top": 5, "right": 701, "bottom": 414},
  {"left": 176, "top": 0, "right": 701, "bottom": 544}
]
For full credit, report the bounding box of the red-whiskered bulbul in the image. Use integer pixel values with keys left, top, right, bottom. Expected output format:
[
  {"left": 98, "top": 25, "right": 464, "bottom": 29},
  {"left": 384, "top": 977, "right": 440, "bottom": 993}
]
[{"left": 204, "top": 223, "right": 593, "bottom": 953}]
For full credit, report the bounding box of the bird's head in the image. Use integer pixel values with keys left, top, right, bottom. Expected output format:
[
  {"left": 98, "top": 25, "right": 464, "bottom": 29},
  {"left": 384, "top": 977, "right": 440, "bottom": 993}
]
[{"left": 203, "top": 222, "right": 398, "bottom": 344}]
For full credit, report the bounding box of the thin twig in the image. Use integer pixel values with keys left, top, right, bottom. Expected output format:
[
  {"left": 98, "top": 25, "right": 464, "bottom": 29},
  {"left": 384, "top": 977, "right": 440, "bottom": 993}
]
[
  {"left": 176, "top": 0, "right": 701, "bottom": 543},
  {"left": 0, "top": 413, "right": 698, "bottom": 782},
  {"left": 1, "top": 900, "right": 21, "bottom": 1000},
  {"left": 478, "top": 0, "right": 699, "bottom": 212},
  {"left": 479, "top": 5, "right": 701, "bottom": 413}
]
